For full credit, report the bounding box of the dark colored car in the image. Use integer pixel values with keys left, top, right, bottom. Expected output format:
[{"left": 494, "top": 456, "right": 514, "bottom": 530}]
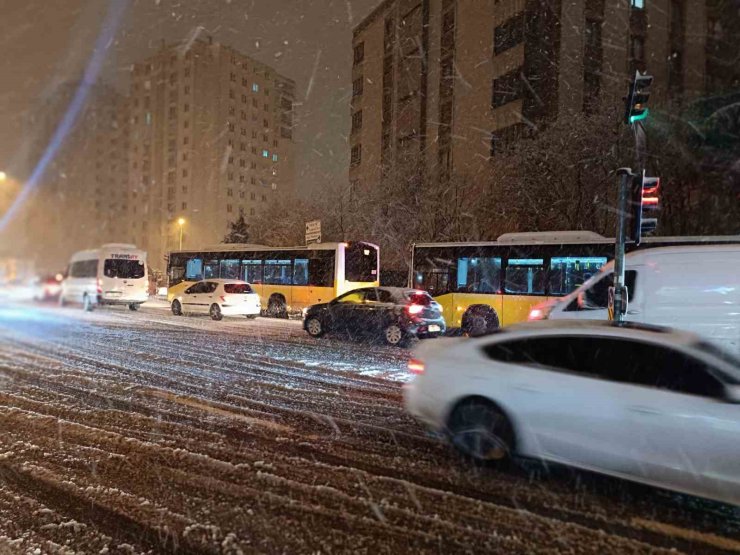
[{"left": 303, "top": 287, "right": 446, "bottom": 346}]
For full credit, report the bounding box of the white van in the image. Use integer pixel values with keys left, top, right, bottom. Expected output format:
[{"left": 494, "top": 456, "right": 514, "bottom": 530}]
[
  {"left": 60, "top": 244, "right": 149, "bottom": 311},
  {"left": 546, "top": 245, "right": 740, "bottom": 355}
]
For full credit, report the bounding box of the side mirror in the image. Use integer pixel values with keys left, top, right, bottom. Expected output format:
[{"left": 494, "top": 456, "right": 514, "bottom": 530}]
[{"left": 725, "top": 385, "right": 740, "bottom": 404}]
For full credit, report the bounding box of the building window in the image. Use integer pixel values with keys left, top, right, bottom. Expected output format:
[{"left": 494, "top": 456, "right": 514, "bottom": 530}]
[
  {"left": 263, "top": 119, "right": 269, "bottom": 128},
  {"left": 182, "top": 202, "right": 187, "bottom": 210},
  {"left": 184, "top": 85, "right": 190, "bottom": 94},
  {"left": 272, "top": 153, "right": 278, "bottom": 162},
  {"left": 182, "top": 186, "right": 188, "bottom": 193},
  {"left": 351, "top": 110, "right": 363, "bottom": 132},
  {"left": 184, "top": 120, "right": 189, "bottom": 129},
  {"left": 492, "top": 69, "right": 522, "bottom": 108},
  {"left": 353, "top": 42, "right": 365, "bottom": 65},
  {"left": 240, "top": 142, "right": 246, "bottom": 151},
  {"left": 262, "top": 149, "right": 269, "bottom": 158},
  {"left": 250, "top": 208, "right": 255, "bottom": 216},
  {"left": 352, "top": 78, "right": 364, "bottom": 97},
  {"left": 251, "top": 147, "right": 257, "bottom": 154},
  {"left": 182, "top": 152, "right": 188, "bottom": 161},
  {"left": 250, "top": 192, "right": 256, "bottom": 200},
  {"left": 240, "top": 159, "right": 246, "bottom": 168},
  {"left": 229, "top": 123, "right": 235, "bottom": 132},
  {"left": 240, "top": 175, "right": 246, "bottom": 183},
  {"left": 252, "top": 83, "right": 260, "bottom": 92},
  {"left": 227, "top": 188, "right": 233, "bottom": 197},
  {"left": 350, "top": 144, "right": 362, "bottom": 166},
  {"left": 229, "top": 90, "right": 235, "bottom": 99},
  {"left": 184, "top": 103, "right": 189, "bottom": 112},
  {"left": 241, "top": 94, "right": 247, "bottom": 103},
  {"left": 230, "top": 72, "right": 236, "bottom": 82},
  {"left": 250, "top": 177, "right": 256, "bottom": 185},
  {"left": 227, "top": 204, "right": 233, "bottom": 213},
  {"left": 631, "top": 0, "right": 644, "bottom": 8},
  {"left": 241, "top": 128, "right": 247, "bottom": 136},
  {"left": 145, "top": 112, "right": 152, "bottom": 125},
  {"left": 250, "top": 161, "right": 257, "bottom": 169},
  {"left": 261, "top": 194, "right": 267, "bottom": 202},
  {"left": 182, "top": 169, "right": 188, "bottom": 177},
  {"left": 494, "top": 13, "right": 525, "bottom": 55},
  {"left": 273, "top": 139, "right": 278, "bottom": 147},
  {"left": 228, "top": 172, "right": 234, "bottom": 181},
  {"left": 228, "top": 156, "right": 234, "bottom": 164}
]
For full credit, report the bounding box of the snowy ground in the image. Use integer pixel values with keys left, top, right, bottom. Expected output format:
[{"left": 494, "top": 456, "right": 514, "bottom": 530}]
[{"left": 0, "top": 302, "right": 738, "bottom": 554}]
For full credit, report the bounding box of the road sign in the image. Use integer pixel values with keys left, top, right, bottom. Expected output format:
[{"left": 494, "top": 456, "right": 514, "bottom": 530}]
[{"left": 305, "top": 220, "right": 321, "bottom": 244}]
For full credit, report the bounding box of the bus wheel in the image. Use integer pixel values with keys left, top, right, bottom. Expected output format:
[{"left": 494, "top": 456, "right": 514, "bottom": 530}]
[
  {"left": 462, "top": 305, "right": 499, "bottom": 337},
  {"left": 83, "top": 294, "right": 94, "bottom": 312},
  {"left": 267, "top": 295, "right": 288, "bottom": 319},
  {"left": 128, "top": 303, "right": 140, "bottom": 311}
]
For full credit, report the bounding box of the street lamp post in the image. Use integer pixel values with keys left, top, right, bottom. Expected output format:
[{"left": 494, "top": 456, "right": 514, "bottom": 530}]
[{"left": 177, "top": 218, "right": 186, "bottom": 250}]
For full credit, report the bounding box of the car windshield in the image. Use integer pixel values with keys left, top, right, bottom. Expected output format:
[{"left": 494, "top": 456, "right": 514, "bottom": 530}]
[
  {"left": 1, "top": 1, "right": 738, "bottom": 552},
  {"left": 223, "top": 283, "right": 252, "bottom": 294},
  {"left": 103, "top": 259, "right": 145, "bottom": 279}
]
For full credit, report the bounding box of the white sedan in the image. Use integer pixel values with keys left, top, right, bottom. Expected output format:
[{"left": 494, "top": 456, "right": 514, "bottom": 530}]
[
  {"left": 171, "top": 279, "right": 261, "bottom": 320},
  {"left": 404, "top": 320, "right": 740, "bottom": 506}
]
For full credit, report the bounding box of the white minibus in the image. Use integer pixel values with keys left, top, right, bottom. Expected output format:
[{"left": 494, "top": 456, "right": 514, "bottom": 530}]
[{"left": 60, "top": 244, "right": 149, "bottom": 311}]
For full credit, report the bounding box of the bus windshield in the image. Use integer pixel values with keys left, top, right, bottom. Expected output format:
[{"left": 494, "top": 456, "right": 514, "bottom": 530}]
[{"left": 104, "top": 259, "right": 145, "bottom": 279}]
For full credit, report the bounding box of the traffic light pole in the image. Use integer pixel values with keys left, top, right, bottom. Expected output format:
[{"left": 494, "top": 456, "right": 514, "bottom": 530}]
[{"left": 613, "top": 168, "right": 634, "bottom": 322}]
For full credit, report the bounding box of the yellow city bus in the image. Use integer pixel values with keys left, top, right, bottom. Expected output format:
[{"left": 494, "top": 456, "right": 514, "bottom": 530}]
[
  {"left": 167, "top": 241, "right": 379, "bottom": 316},
  {"left": 411, "top": 231, "right": 739, "bottom": 333}
]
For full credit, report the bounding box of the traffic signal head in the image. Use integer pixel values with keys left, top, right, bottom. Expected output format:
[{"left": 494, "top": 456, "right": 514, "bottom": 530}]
[
  {"left": 630, "top": 172, "right": 661, "bottom": 243},
  {"left": 624, "top": 71, "right": 653, "bottom": 125}
]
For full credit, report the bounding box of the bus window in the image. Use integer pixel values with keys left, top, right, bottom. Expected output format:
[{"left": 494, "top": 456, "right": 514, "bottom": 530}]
[
  {"left": 185, "top": 258, "right": 203, "bottom": 281},
  {"left": 457, "top": 257, "right": 501, "bottom": 293},
  {"left": 242, "top": 260, "right": 263, "bottom": 284},
  {"left": 220, "top": 259, "right": 240, "bottom": 279},
  {"left": 204, "top": 260, "right": 219, "bottom": 279},
  {"left": 549, "top": 256, "right": 607, "bottom": 295},
  {"left": 346, "top": 243, "right": 378, "bottom": 282},
  {"left": 415, "top": 269, "right": 450, "bottom": 295},
  {"left": 308, "top": 255, "right": 334, "bottom": 287},
  {"left": 264, "top": 259, "right": 292, "bottom": 284},
  {"left": 505, "top": 258, "right": 546, "bottom": 294},
  {"left": 293, "top": 259, "right": 309, "bottom": 285}
]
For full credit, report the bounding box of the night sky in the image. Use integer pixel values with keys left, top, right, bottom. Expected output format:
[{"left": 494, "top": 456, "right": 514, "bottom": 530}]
[{"left": 0, "top": 0, "right": 379, "bottom": 196}]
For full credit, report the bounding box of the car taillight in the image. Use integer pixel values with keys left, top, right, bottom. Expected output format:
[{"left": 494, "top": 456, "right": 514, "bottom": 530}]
[
  {"left": 407, "top": 304, "right": 424, "bottom": 315},
  {"left": 220, "top": 296, "right": 226, "bottom": 302},
  {"left": 96, "top": 279, "right": 102, "bottom": 294},
  {"left": 408, "top": 358, "right": 425, "bottom": 375}
]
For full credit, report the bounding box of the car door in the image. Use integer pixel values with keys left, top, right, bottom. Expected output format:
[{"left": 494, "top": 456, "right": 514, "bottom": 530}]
[
  {"left": 182, "top": 282, "right": 206, "bottom": 313},
  {"left": 328, "top": 289, "right": 369, "bottom": 334},
  {"left": 612, "top": 344, "right": 740, "bottom": 503},
  {"left": 203, "top": 281, "right": 219, "bottom": 309},
  {"left": 482, "top": 335, "right": 630, "bottom": 472},
  {"left": 361, "top": 288, "right": 394, "bottom": 332}
]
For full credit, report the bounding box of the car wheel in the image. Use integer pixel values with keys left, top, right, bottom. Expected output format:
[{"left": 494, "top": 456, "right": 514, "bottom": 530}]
[
  {"left": 383, "top": 323, "right": 405, "bottom": 347},
  {"left": 83, "top": 294, "right": 94, "bottom": 312},
  {"left": 209, "top": 304, "right": 223, "bottom": 321},
  {"left": 305, "top": 317, "right": 324, "bottom": 338},
  {"left": 448, "top": 399, "right": 514, "bottom": 464},
  {"left": 128, "top": 303, "right": 140, "bottom": 311},
  {"left": 59, "top": 295, "right": 67, "bottom": 307},
  {"left": 246, "top": 314, "right": 259, "bottom": 319},
  {"left": 171, "top": 300, "right": 182, "bottom": 316}
]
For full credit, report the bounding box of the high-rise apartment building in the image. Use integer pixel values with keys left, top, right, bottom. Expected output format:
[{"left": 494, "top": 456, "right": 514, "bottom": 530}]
[
  {"left": 21, "top": 82, "right": 130, "bottom": 272},
  {"left": 127, "top": 38, "right": 296, "bottom": 270},
  {"left": 350, "top": 0, "right": 722, "bottom": 191}
]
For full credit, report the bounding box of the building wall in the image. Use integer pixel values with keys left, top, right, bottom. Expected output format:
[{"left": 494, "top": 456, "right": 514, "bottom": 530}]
[
  {"left": 127, "top": 38, "right": 296, "bottom": 271},
  {"left": 351, "top": 0, "right": 720, "bottom": 195},
  {"left": 19, "top": 83, "right": 130, "bottom": 273}
]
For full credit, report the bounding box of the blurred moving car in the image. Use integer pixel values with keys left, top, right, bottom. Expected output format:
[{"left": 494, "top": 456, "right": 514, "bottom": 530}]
[
  {"left": 536, "top": 245, "right": 740, "bottom": 355},
  {"left": 303, "top": 287, "right": 446, "bottom": 346},
  {"left": 171, "top": 279, "right": 261, "bottom": 321},
  {"left": 404, "top": 320, "right": 740, "bottom": 506},
  {"left": 32, "top": 274, "right": 64, "bottom": 302}
]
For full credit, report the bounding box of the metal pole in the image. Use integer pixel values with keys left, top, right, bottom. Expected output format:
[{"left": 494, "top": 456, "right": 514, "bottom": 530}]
[{"left": 613, "top": 167, "right": 633, "bottom": 322}]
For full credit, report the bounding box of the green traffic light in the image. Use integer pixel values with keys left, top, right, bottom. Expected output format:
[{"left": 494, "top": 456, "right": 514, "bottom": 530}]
[{"left": 629, "top": 108, "right": 649, "bottom": 124}]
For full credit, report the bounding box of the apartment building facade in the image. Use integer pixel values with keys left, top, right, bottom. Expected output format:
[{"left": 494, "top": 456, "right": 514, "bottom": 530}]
[
  {"left": 127, "top": 38, "right": 296, "bottom": 271},
  {"left": 350, "top": 0, "right": 723, "bottom": 191},
  {"left": 21, "top": 83, "right": 130, "bottom": 273}
]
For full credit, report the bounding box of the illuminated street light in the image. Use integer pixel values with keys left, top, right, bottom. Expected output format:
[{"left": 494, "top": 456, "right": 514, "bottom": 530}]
[
  {"left": 0, "top": 171, "right": 7, "bottom": 182},
  {"left": 177, "top": 217, "right": 186, "bottom": 250}
]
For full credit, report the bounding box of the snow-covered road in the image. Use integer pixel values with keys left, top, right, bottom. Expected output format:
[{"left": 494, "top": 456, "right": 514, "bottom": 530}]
[{"left": 0, "top": 302, "right": 738, "bottom": 554}]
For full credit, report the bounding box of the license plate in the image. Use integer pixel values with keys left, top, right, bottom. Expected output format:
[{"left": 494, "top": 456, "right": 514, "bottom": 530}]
[
  {"left": 428, "top": 325, "right": 440, "bottom": 332},
  {"left": 107, "top": 291, "right": 122, "bottom": 297}
]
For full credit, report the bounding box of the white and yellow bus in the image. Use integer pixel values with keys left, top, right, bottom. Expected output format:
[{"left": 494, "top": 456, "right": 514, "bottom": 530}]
[
  {"left": 411, "top": 231, "right": 740, "bottom": 334},
  {"left": 167, "top": 241, "right": 379, "bottom": 317}
]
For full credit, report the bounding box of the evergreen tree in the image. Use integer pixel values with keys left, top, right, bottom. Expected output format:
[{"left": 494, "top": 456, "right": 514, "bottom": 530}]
[{"left": 223, "top": 212, "right": 250, "bottom": 243}]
